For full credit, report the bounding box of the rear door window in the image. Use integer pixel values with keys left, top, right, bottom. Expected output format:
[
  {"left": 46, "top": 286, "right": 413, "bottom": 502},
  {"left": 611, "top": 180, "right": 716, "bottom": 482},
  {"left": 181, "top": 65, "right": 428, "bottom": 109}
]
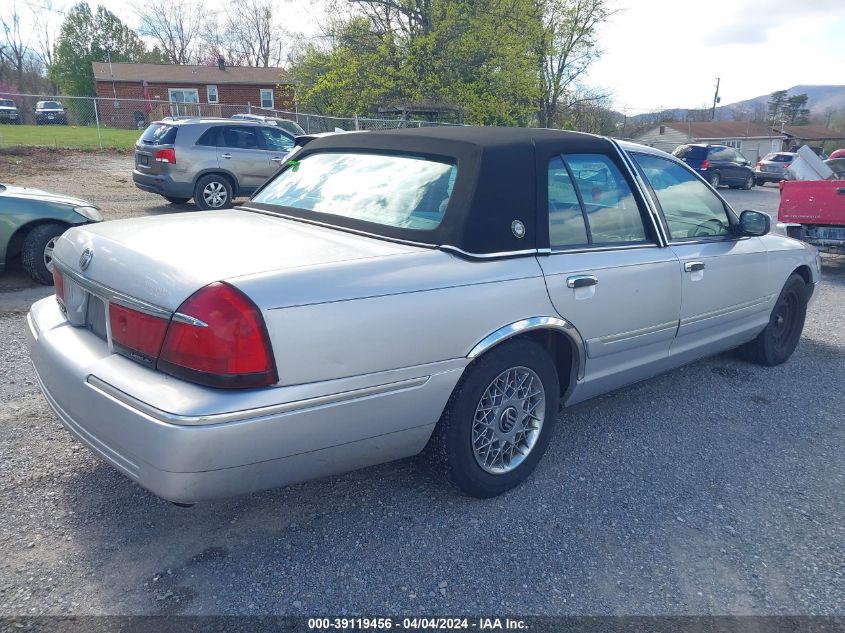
[
  {"left": 565, "top": 154, "right": 648, "bottom": 244},
  {"left": 196, "top": 127, "right": 221, "bottom": 146},
  {"left": 220, "top": 126, "right": 263, "bottom": 150},
  {"left": 547, "top": 157, "right": 589, "bottom": 247}
]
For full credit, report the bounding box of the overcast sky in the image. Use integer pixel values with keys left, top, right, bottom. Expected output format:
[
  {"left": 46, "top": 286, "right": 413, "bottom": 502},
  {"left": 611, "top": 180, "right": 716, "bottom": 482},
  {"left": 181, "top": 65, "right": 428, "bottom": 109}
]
[{"left": 13, "top": 0, "right": 845, "bottom": 111}]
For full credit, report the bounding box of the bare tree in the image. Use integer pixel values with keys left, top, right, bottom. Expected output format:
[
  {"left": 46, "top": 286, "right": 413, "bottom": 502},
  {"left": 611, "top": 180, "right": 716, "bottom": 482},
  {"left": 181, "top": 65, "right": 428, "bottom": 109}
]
[
  {"left": 202, "top": 0, "right": 289, "bottom": 67},
  {"left": 535, "top": 0, "right": 615, "bottom": 128},
  {"left": 31, "top": 0, "right": 60, "bottom": 81},
  {"left": 0, "top": 2, "right": 33, "bottom": 90},
  {"left": 137, "top": 0, "right": 204, "bottom": 64}
]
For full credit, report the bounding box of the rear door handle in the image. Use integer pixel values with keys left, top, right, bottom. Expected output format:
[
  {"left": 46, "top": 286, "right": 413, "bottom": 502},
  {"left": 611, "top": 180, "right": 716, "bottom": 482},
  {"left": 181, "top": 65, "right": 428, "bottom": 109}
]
[
  {"left": 684, "top": 261, "right": 705, "bottom": 272},
  {"left": 221, "top": 153, "right": 232, "bottom": 159},
  {"left": 566, "top": 275, "right": 598, "bottom": 289},
  {"left": 271, "top": 156, "right": 284, "bottom": 163}
]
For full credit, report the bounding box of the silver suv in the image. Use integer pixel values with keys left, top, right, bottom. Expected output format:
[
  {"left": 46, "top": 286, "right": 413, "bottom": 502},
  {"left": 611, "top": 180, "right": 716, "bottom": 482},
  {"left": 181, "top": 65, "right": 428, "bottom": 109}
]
[{"left": 133, "top": 118, "right": 295, "bottom": 209}]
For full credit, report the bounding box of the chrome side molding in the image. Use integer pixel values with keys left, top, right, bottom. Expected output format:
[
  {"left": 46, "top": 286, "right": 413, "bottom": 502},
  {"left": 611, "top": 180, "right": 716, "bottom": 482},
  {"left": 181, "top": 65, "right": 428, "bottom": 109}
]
[{"left": 467, "top": 316, "right": 587, "bottom": 381}]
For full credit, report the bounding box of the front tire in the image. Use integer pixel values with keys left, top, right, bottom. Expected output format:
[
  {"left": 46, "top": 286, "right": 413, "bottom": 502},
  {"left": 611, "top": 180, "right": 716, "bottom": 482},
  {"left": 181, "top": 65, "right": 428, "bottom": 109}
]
[
  {"left": 743, "top": 174, "right": 754, "bottom": 190},
  {"left": 428, "top": 339, "right": 560, "bottom": 498},
  {"left": 742, "top": 273, "right": 808, "bottom": 366},
  {"left": 21, "top": 223, "right": 66, "bottom": 285},
  {"left": 194, "top": 174, "right": 233, "bottom": 210}
]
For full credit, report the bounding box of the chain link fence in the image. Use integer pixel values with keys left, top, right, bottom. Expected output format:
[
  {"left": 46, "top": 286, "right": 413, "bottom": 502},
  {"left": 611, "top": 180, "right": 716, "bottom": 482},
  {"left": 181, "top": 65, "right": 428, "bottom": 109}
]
[{"left": 0, "top": 92, "right": 462, "bottom": 150}]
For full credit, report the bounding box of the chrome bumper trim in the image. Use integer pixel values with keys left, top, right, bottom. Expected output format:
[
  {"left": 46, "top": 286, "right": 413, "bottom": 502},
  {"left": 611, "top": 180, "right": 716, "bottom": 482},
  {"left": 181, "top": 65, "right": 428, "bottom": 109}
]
[{"left": 87, "top": 374, "right": 431, "bottom": 426}]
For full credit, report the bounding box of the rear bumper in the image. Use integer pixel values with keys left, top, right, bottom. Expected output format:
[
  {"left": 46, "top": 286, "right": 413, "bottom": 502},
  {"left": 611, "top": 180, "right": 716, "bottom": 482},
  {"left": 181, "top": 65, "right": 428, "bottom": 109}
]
[
  {"left": 27, "top": 297, "right": 462, "bottom": 502},
  {"left": 754, "top": 170, "right": 788, "bottom": 183},
  {"left": 132, "top": 170, "right": 194, "bottom": 198}
]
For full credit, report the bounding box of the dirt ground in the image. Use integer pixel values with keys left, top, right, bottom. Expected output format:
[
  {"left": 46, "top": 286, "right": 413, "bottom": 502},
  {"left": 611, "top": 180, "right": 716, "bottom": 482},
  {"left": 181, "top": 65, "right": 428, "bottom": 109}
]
[{"left": 0, "top": 147, "right": 178, "bottom": 222}]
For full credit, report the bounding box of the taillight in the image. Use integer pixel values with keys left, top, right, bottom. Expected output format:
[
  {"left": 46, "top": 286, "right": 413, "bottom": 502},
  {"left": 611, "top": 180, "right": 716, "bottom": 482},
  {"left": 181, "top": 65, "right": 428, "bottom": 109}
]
[
  {"left": 52, "top": 267, "right": 65, "bottom": 306},
  {"left": 755, "top": 161, "right": 762, "bottom": 168},
  {"left": 700, "top": 159, "right": 710, "bottom": 170},
  {"left": 157, "top": 282, "right": 277, "bottom": 389},
  {"left": 154, "top": 148, "right": 176, "bottom": 164},
  {"left": 109, "top": 303, "right": 169, "bottom": 365}
]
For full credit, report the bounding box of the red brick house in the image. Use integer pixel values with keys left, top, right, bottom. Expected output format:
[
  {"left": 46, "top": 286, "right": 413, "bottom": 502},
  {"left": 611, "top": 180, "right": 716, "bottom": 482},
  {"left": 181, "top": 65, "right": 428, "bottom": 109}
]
[{"left": 92, "top": 61, "right": 293, "bottom": 128}]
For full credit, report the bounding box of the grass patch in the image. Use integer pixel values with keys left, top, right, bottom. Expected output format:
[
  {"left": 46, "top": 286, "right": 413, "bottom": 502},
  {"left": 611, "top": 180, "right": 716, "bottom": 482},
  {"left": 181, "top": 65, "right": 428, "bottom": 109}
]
[{"left": 0, "top": 124, "right": 139, "bottom": 149}]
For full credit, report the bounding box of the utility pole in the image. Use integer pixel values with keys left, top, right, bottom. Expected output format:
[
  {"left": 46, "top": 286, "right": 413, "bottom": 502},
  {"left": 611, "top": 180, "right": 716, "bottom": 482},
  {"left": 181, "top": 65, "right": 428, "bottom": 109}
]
[{"left": 711, "top": 78, "right": 720, "bottom": 121}]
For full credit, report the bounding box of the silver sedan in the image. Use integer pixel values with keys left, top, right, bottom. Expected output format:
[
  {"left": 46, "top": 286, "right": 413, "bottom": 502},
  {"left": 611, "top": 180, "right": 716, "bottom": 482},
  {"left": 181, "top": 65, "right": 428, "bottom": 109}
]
[{"left": 27, "top": 127, "right": 820, "bottom": 503}]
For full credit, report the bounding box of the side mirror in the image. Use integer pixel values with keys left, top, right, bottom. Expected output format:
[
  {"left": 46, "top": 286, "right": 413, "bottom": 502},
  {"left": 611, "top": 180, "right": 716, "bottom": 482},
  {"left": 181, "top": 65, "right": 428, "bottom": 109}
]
[{"left": 739, "top": 210, "right": 770, "bottom": 236}]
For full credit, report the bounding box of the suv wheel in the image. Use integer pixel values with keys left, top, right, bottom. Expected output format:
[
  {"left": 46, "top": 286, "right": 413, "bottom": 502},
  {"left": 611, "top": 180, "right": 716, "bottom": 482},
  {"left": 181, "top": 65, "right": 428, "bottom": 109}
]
[
  {"left": 743, "top": 174, "right": 754, "bottom": 190},
  {"left": 194, "top": 175, "right": 233, "bottom": 210},
  {"left": 756, "top": 178, "right": 765, "bottom": 187},
  {"left": 708, "top": 173, "right": 720, "bottom": 188},
  {"left": 427, "top": 339, "right": 560, "bottom": 498}
]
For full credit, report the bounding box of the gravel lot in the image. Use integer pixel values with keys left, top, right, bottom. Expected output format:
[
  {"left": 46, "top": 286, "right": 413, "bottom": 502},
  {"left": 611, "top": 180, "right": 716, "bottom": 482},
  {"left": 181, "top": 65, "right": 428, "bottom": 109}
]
[{"left": 1, "top": 150, "right": 843, "bottom": 616}]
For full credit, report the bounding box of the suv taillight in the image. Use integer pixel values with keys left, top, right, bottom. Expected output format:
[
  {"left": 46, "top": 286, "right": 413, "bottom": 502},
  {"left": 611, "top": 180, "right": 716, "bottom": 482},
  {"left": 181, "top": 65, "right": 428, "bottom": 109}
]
[
  {"left": 154, "top": 148, "right": 176, "bottom": 164},
  {"left": 52, "top": 267, "right": 65, "bottom": 306},
  {"left": 157, "top": 283, "right": 277, "bottom": 388},
  {"left": 700, "top": 159, "right": 710, "bottom": 170}
]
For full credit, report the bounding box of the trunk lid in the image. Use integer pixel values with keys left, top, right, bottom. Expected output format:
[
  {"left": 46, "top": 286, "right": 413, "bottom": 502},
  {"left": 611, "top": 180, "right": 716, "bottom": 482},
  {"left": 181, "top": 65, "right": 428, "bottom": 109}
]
[{"left": 53, "top": 209, "right": 424, "bottom": 310}]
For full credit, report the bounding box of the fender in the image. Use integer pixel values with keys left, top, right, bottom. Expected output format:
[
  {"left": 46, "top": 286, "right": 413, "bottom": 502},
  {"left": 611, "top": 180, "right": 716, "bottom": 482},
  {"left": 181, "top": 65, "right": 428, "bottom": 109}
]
[{"left": 467, "top": 316, "right": 587, "bottom": 381}]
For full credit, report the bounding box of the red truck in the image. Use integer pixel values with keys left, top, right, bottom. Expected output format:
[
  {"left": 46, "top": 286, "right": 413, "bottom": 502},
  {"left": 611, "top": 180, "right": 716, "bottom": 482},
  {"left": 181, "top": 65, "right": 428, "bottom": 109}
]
[{"left": 779, "top": 176, "right": 845, "bottom": 253}]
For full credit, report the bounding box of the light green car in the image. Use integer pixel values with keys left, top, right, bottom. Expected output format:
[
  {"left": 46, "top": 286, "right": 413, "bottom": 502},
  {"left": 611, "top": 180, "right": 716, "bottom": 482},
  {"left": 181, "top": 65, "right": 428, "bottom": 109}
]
[{"left": 0, "top": 184, "right": 102, "bottom": 284}]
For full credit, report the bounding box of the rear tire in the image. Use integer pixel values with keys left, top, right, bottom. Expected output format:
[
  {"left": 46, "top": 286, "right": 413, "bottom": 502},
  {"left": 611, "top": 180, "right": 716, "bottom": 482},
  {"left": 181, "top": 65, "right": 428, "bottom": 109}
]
[
  {"left": 743, "top": 174, "right": 754, "bottom": 190},
  {"left": 708, "top": 173, "right": 720, "bottom": 188},
  {"left": 756, "top": 178, "right": 765, "bottom": 187},
  {"left": 194, "top": 174, "right": 233, "bottom": 210},
  {"left": 742, "top": 273, "right": 808, "bottom": 366},
  {"left": 164, "top": 196, "right": 190, "bottom": 204},
  {"left": 21, "top": 223, "right": 66, "bottom": 285},
  {"left": 427, "top": 339, "right": 560, "bottom": 498}
]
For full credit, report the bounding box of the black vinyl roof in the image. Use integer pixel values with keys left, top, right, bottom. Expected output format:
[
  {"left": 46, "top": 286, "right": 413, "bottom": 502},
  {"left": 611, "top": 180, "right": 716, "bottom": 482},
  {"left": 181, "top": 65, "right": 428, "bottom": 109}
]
[{"left": 251, "top": 127, "right": 619, "bottom": 256}]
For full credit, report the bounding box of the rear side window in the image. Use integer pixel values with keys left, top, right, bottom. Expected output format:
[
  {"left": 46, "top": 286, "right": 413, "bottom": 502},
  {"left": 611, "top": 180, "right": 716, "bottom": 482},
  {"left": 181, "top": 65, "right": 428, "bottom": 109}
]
[
  {"left": 196, "top": 127, "right": 221, "bottom": 147},
  {"left": 673, "top": 145, "right": 706, "bottom": 160},
  {"left": 141, "top": 123, "right": 178, "bottom": 145},
  {"left": 770, "top": 154, "right": 794, "bottom": 162},
  {"left": 708, "top": 147, "right": 732, "bottom": 161}
]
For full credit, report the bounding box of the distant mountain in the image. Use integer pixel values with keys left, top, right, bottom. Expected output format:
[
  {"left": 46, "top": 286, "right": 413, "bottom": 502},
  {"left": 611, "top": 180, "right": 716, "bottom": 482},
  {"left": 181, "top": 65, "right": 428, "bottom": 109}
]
[{"left": 626, "top": 85, "right": 845, "bottom": 127}]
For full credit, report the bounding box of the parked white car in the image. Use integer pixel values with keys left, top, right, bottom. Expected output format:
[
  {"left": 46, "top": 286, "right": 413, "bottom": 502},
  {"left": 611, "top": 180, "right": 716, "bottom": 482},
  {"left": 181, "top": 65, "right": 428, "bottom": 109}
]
[{"left": 27, "top": 128, "right": 820, "bottom": 504}]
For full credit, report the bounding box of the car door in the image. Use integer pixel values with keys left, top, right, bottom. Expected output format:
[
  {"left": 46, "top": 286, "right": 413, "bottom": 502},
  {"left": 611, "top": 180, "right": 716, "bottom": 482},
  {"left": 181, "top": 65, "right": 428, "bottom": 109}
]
[
  {"left": 217, "top": 126, "right": 272, "bottom": 194},
  {"left": 630, "top": 152, "right": 771, "bottom": 362},
  {"left": 539, "top": 153, "right": 682, "bottom": 404},
  {"left": 258, "top": 127, "right": 295, "bottom": 175}
]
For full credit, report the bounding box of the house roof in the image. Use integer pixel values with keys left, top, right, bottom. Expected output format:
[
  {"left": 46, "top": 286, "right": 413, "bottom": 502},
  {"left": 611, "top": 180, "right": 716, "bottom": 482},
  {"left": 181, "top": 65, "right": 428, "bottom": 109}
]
[
  {"left": 777, "top": 124, "right": 845, "bottom": 140},
  {"left": 91, "top": 62, "right": 288, "bottom": 85},
  {"left": 665, "top": 121, "right": 783, "bottom": 140}
]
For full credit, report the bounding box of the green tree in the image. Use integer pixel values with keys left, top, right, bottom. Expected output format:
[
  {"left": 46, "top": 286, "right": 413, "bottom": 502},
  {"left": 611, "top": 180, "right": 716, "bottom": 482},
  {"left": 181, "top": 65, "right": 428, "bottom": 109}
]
[
  {"left": 291, "top": 0, "right": 542, "bottom": 126},
  {"left": 767, "top": 89, "right": 788, "bottom": 126},
  {"left": 50, "top": 3, "right": 147, "bottom": 96},
  {"left": 782, "top": 93, "right": 810, "bottom": 125}
]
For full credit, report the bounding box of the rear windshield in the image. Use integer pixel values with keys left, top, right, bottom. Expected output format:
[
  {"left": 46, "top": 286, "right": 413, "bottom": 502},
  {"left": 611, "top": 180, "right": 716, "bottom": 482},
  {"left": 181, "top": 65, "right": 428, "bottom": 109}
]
[
  {"left": 140, "top": 123, "right": 178, "bottom": 145},
  {"left": 763, "top": 153, "right": 794, "bottom": 162},
  {"left": 253, "top": 152, "right": 457, "bottom": 230},
  {"left": 0, "top": 99, "right": 15, "bottom": 107},
  {"left": 673, "top": 145, "right": 706, "bottom": 159}
]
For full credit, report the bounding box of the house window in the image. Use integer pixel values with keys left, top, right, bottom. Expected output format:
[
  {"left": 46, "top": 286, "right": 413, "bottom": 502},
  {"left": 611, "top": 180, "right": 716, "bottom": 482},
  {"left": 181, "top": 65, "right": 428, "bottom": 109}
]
[
  {"left": 168, "top": 88, "right": 200, "bottom": 116},
  {"left": 207, "top": 85, "right": 219, "bottom": 104},
  {"left": 260, "top": 89, "right": 274, "bottom": 109},
  {"left": 721, "top": 140, "right": 742, "bottom": 149},
  {"left": 659, "top": 125, "right": 665, "bottom": 135}
]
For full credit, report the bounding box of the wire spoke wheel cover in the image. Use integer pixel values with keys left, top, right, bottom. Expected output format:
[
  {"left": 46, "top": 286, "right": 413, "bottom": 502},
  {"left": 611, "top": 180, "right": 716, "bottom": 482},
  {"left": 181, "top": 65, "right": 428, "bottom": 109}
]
[{"left": 472, "top": 366, "right": 545, "bottom": 475}]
